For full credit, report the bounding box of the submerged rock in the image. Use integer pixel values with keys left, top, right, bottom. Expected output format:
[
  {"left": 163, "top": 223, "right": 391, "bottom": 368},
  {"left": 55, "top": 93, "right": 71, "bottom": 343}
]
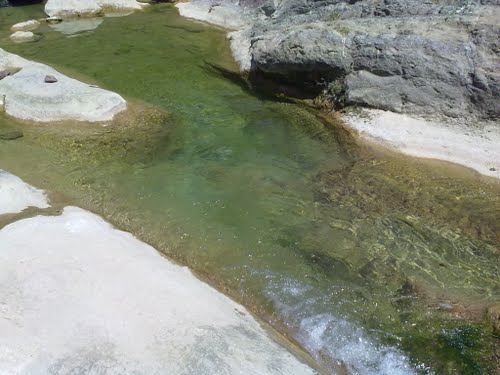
[
  {"left": 9, "top": 31, "right": 36, "bottom": 43},
  {"left": 0, "top": 127, "right": 23, "bottom": 140},
  {"left": 45, "top": 16, "right": 63, "bottom": 24},
  {"left": 48, "top": 17, "right": 104, "bottom": 35},
  {"left": 10, "top": 19, "right": 40, "bottom": 32},
  {"left": 486, "top": 305, "right": 500, "bottom": 336}
]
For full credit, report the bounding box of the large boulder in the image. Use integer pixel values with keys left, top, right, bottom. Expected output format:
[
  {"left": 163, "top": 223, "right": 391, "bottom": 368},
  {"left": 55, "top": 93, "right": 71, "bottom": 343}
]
[
  {"left": 44, "top": 0, "right": 146, "bottom": 18},
  {"left": 0, "top": 48, "right": 127, "bottom": 122},
  {"left": 179, "top": 0, "right": 500, "bottom": 121}
]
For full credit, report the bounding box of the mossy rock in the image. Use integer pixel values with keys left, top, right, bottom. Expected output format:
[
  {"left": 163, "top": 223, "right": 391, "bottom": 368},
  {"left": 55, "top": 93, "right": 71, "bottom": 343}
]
[{"left": 0, "top": 127, "right": 23, "bottom": 140}]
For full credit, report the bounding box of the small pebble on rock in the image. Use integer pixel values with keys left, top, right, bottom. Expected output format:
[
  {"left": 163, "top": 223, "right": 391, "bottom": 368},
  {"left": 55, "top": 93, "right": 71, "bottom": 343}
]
[{"left": 44, "top": 75, "right": 58, "bottom": 83}]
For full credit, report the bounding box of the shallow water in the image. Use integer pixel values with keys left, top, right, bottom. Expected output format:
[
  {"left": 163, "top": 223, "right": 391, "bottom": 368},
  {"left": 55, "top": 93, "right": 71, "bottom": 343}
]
[{"left": 1, "top": 5, "right": 499, "bottom": 374}]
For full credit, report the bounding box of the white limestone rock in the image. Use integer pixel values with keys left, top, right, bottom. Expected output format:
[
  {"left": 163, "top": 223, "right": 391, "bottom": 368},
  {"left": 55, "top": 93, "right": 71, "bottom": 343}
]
[
  {"left": 0, "top": 207, "right": 318, "bottom": 375},
  {"left": 0, "top": 48, "right": 126, "bottom": 122},
  {"left": 176, "top": 1, "right": 252, "bottom": 30},
  {"left": 45, "top": 0, "right": 147, "bottom": 18},
  {"left": 9, "top": 31, "right": 36, "bottom": 43},
  {"left": 343, "top": 109, "right": 500, "bottom": 179},
  {"left": 10, "top": 19, "right": 40, "bottom": 32},
  {"left": 45, "top": 0, "right": 103, "bottom": 18},
  {"left": 0, "top": 170, "right": 50, "bottom": 215}
]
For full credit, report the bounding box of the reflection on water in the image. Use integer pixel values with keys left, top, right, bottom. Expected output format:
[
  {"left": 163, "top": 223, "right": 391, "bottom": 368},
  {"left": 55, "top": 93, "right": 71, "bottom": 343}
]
[{"left": 0, "top": 4, "right": 499, "bottom": 374}]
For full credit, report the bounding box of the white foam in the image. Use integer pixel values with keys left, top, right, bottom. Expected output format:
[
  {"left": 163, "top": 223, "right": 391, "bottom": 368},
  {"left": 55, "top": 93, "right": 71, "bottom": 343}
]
[
  {"left": 264, "top": 276, "right": 420, "bottom": 375},
  {"left": 0, "top": 207, "right": 318, "bottom": 375},
  {"left": 0, "top": 170, "right": 50, "bottom": 215}
]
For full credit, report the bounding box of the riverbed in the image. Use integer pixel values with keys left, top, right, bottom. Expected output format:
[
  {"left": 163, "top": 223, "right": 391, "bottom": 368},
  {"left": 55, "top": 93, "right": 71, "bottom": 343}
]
[{"left": 0, "top": 4, "right": 499, "bottom": 374}]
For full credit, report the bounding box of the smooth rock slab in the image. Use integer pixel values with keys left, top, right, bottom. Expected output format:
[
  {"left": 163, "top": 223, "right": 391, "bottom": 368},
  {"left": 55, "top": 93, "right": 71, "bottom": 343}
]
[
  {"left": 9, "top": 31, "right": 36, "bottom": 43},
  {"left": 0, "top": 207, "right": 318, "bottom": 375},
  {"left": 343, "top": 109, "right": 500, "bottom": 179},
  {"left": 0, "top": 48, "right": 126, "bottom": 122},
  {"left": 0, "top": 170, "right": 49, "bottom": 215},
  {"left": 45, "top": 0, "right": 147, "bottom": 18},
  {"left": 10, "top": 19, "right": 40, "bottom": 32}
]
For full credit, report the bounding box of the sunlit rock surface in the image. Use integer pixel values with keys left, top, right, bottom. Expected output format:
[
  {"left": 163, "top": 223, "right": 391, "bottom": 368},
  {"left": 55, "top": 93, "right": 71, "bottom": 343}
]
[
  {"left": 45, "top": 0, "right": 146, "bottom": 18},
  {"left": 0, "top": 207, "right": 318, "bottom": 375},
  {"left": 0, "top": 170, "right": 49, "bottom": 215},
  {"left": 0, "top": 48, "right": 126, "bottom": 122}
]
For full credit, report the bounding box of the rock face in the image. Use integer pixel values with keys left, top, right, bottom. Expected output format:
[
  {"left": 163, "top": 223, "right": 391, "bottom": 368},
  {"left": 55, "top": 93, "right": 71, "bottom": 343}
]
[
  {"left": 45, "top": 0, "right": 147, "bottom": 18},
  {"left": 0, "top": 48, "right": 127, "bottom": 122},
  {"left": 179, "top": 0, "right": 500, "bottom": 121}
]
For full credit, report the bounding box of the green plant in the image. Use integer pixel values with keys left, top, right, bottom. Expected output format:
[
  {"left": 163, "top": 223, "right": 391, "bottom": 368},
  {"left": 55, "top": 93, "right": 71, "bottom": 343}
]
[{"left": 316, "top": 79, "right": 347, "bottom": 111}]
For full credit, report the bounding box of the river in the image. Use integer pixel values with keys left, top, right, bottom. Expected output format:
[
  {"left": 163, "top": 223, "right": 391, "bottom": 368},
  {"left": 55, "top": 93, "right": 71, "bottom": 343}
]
[{"left": 1, "top": 4, "right": 499, "bottom": 374}]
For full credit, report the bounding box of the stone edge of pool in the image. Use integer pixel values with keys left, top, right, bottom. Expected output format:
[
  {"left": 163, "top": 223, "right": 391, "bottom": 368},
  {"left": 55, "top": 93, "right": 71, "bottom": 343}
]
[{"left": 0, "top": 171, "right": 322, "bottom": 375}]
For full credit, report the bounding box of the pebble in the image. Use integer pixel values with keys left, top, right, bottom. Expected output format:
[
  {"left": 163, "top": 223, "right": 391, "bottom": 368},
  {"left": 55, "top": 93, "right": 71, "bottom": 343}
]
[{"left": 44, "top": 75, "right": 58, "bottom": 83}]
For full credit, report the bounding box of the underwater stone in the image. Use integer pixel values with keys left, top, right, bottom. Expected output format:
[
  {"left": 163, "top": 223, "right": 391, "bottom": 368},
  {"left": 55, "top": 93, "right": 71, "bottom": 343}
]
[
  {"left": 9, "top": 31, "right": 36, "bottom": 43},
  {"left": 0, "top": 128, "right": 23, "bottom": 140},
  {"left": 486, "top": 305, "right": 500, "bottom": 335},
  {"left": 11, "top": 19, "right": 40, "bottom": 32},
  {"left": 46, "top": 16, "right": 63, "bottom": 24}
]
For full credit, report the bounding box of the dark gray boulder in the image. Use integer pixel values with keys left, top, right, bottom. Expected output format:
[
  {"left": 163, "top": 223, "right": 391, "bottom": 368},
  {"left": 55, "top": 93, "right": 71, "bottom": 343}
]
[{"left": 198, "top": 0, "right": 500, "bottom": 120}]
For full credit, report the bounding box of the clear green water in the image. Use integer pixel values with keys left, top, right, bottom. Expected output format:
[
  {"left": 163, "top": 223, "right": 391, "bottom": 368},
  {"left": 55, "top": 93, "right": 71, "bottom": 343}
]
[{"left": 1, "top": 5, "right": 499, "bottom": 374}]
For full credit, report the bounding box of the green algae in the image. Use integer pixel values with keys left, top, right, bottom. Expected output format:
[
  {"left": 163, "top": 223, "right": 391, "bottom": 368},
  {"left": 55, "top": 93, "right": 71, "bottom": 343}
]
[{"left": 0, "top": 4, "right": 499, "bottom": 373}]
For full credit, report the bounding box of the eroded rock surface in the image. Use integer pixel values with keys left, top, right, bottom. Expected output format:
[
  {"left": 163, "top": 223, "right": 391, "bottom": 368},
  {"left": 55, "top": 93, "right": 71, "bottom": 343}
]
[
  {"left": 0, "top": 48, "right": 126, "bottom": 122},
  {"left": 0, "top": 206, "right": 319, "bottom": 375},
  {"left": 0, "top": 170, "right": 49, "bottom": 215},
  {"left": 178, "top": 0, "right": 500, "bottom": 121},
  {"left": 45, "top": 0, "right": 147, "bottom": 18},
  {"left": 11, "top": 19, "right": 40, "bottom": 32}
]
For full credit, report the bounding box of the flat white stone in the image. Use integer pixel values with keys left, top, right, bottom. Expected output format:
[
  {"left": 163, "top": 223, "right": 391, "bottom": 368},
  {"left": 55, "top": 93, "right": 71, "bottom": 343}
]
[
  {"left": 45, "top": 0, "right": 147, "bottom": 18},
  {"left": 10, "top": 19, "right": 40, "bottom": 32},
  {"left": 343, "top": 109, "right": 500, "bottom": 179},
  {"left": 0, "top": 48, "right": 126, "bottom": 122},
  {"left": 0, "top": 207, "right": 318, "bottom": 375},
  {"left": 0, "top": 170, "right": 50, "bottom": 215},
  {"left": 9, "top": 31, "right": 36, "bottom": 43}
]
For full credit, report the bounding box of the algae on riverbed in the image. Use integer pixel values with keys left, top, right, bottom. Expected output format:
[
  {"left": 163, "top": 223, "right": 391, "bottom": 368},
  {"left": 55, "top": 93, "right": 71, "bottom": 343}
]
[{"left": 0, "top": 4, "right": 499, "bottom": 374}]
